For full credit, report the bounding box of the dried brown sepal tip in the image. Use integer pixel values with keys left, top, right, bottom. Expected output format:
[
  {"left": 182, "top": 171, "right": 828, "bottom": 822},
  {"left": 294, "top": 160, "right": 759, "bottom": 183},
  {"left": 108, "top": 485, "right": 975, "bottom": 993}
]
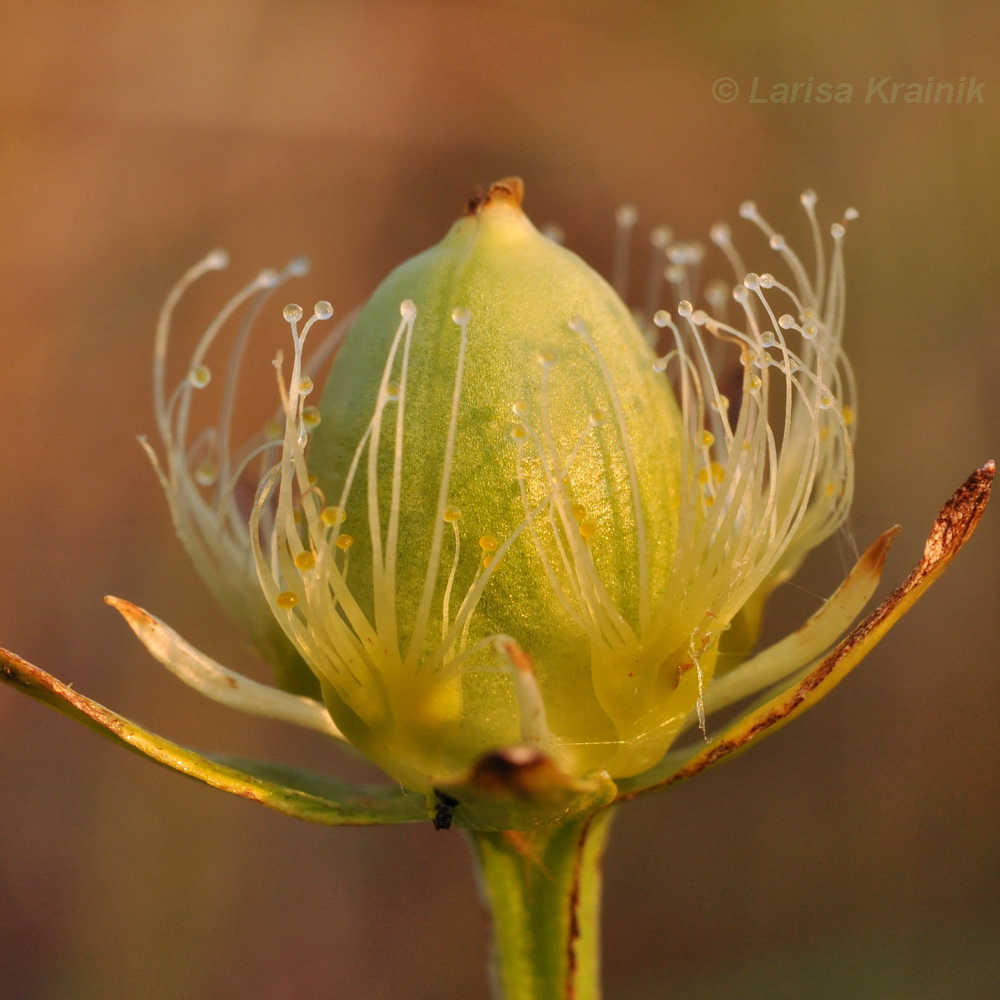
[
  {"left": 917, "top": 459, "right": 994, "bottom": 566},
  {"left": 466, "top": 176, "right": 525, "bottom": 216}
]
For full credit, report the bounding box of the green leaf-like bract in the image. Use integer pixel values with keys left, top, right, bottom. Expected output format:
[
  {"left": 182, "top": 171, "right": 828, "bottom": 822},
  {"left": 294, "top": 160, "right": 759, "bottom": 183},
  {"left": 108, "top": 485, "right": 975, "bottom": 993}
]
[{"left": 0, "top": 647, "right": 424, "bottom": 826}]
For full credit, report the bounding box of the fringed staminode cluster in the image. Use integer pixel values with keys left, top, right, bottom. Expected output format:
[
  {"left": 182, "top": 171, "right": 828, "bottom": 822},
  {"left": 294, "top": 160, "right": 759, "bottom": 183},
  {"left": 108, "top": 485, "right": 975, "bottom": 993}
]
[
  {"left": 252, "top": 298, "right": 558, "bottom": 746},
  {"left": 647, "top": 194, "right": 857, "bottom": 650},
  {"left": 145, "top": 251, "right": 350, "bottom": 672}
]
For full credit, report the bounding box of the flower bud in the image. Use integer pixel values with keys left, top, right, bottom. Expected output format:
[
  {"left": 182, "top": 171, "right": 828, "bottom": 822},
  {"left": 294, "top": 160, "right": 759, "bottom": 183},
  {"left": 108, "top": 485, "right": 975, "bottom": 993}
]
[
  {"left": 257, "top": 179, "right": 857, "bottom": 796},
  {"left": 263, "top": 179, "right": 682, "bottom": 790}
]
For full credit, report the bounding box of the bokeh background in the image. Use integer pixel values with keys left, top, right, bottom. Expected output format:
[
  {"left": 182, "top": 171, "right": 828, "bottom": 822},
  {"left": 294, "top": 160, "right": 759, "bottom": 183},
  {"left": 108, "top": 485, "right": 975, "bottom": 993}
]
[{"left": 1, "top": 1, "right": 997, "bottom": 998}]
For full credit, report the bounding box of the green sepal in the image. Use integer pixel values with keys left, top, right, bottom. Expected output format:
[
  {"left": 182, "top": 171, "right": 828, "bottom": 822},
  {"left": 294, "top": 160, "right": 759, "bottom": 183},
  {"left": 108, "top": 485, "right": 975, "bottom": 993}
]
[
  {"left": 0, "top": 647, "right": 424, "bottom": 826},
  {"left": 616, "top": 462, "right": 994, "bottom": 800}
]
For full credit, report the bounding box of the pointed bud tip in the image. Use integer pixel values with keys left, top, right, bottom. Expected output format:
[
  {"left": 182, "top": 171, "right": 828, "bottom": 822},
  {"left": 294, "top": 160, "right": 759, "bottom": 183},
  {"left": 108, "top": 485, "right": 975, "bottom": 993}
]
[{"left": 465, "top": 176, "right": 525, "bottom": 216}]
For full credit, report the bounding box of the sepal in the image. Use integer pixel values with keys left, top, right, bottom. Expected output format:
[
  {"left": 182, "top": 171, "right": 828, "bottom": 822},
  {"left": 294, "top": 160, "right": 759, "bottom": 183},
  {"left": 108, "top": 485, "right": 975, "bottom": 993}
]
[
  {"left": 0, "top": 647, "right": 424, "bottom": 826},
  {"left": 617, "top": 461, "right": 994, "bottom": 800},
  {"left": 106, "top": 595, "right": 342, "bottom": 738},
  {"left": 701, "top": 524, "right": 900, "bottom": 718}
]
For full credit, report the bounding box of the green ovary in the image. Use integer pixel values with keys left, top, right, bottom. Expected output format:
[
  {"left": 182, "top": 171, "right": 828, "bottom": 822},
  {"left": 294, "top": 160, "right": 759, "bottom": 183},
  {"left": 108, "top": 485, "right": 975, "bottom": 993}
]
[{"left": 309, "top": 185, "right": 684, "bottom": 791}]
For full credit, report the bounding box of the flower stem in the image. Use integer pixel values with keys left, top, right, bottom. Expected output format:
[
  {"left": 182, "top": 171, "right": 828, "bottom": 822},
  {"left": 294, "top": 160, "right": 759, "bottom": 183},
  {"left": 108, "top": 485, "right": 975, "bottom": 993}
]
[{"left": 469, "top": 806, "right": 617, "bottom": 1000}]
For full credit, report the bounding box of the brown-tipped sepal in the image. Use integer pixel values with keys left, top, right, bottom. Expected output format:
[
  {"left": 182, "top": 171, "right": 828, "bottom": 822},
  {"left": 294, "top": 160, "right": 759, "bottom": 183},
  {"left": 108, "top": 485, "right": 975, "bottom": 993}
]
[{"left": 616, "top": 461, "right": 995, "bottom": 800}]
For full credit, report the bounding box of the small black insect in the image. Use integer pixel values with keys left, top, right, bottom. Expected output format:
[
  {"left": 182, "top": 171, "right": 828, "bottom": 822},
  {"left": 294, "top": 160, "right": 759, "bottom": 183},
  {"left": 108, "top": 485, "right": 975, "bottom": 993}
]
[{"left": 432, "top": 790, "right": 459, "bottom": 830}]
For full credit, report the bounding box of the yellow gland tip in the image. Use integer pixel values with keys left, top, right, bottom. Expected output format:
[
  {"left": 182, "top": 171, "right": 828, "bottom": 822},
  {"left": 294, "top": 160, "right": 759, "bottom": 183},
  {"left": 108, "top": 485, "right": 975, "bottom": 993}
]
[
  {"left": 336, "top": 533, "right": 354, "bottom": 550},
  {"left": 442, "top": 506, "right": 462, "bottom": 523},
  {"left": 321, "top": 506, "right": 346, "bottom": 526},
  {"left": 188, "top": 365, "right": 211, "bottom": 389},
  {"left": 275, "top": 591, "right": 298, "bottom": 609},
  {"left": 294, "top": 551, "right": 317, "bottom": 571},
  {"left": 579, "top": 520, "right": 598, "bottom": 539},
  {"left": 194, "top": 462, "right": 217, "bottom": 487},
  {"left": 479, "top": 535, "right": 499, "bottom": 552}
]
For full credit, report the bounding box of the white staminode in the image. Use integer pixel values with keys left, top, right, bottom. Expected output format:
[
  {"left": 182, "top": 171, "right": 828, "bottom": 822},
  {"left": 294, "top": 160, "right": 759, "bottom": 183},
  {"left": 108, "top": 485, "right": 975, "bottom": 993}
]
[{"left": 144, "top": 250, "right": 352, "bottom": 665}]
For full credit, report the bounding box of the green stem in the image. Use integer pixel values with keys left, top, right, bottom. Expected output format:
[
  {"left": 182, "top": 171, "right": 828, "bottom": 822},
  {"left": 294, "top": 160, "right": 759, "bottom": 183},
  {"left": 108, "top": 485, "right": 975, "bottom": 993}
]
[{"left": 469, "top": 806, "right": 617, "bottom": 1000}]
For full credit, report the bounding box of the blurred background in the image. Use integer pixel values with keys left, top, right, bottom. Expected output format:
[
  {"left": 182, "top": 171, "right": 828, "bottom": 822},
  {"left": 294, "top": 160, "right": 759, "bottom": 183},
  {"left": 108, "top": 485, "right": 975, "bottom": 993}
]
[{"left": 1, "top": 1, "right": 997, "bottom": 997}]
